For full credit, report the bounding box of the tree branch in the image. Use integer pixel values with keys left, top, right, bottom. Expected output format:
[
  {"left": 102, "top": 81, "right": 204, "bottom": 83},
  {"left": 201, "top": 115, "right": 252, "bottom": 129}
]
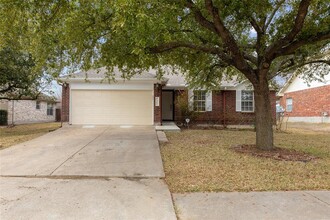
[
  {"left": 264, "top": 0, "right": 285, "bottom": 31},
  {"left": 269, "top": 58, "right": 330, "bottom": 80},
  {"left": 185, "top": 0, "right": 218, "bottom": 35},
  {"left": 265, "top": 0, "right": 312, "bottom": 60},
  {"left": 250, "top": 17, "right": 262, "bottom": 34},
  {"left": 278, "top": 32, "right": 330, "bottom": 57},
  {"left": 147, "top": 41, "right": 233, "bottom": 65},
  {"left": 204, "top": 0, "right": 256, "bottom": 83}
]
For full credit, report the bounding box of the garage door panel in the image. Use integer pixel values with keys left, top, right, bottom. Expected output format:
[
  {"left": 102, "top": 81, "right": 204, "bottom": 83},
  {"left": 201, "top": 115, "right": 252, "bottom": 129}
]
[{"left": 71, "top": 90, "right": 153, "bottom": 125}]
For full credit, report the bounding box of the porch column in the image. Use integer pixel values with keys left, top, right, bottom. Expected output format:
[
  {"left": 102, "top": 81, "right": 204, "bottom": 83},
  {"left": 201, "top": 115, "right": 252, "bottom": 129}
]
[
  {"left": 154, "top": 84, "right": 162, "bottom": 125},
  {"left": 61, "top": 83, "right": 70, "bottom": 122}
]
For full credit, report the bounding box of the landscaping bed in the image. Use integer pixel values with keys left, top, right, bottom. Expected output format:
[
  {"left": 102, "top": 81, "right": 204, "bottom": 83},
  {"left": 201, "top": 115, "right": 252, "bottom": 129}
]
[{"left": 160, "top": 129, "right": 330, "bottom": 193}]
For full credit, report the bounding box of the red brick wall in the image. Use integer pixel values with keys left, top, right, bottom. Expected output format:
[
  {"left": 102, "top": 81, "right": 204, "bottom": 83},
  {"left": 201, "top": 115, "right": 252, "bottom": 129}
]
[
  {"left": 280, "top": 85, "right": 330, "bottom": 117},
  {"left": 61, "top": 84, "right": 70, "bottom": 122},
  {"left": 174, "top": 89, "right": 276, "bottom": 125},
  {"left": 154, "top": 84, "right": 162, "bottom": 125}
]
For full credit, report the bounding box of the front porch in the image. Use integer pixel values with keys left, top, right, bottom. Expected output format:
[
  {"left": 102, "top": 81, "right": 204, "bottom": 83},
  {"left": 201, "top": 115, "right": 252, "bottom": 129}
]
[{"left": 155, "top": 121, "right": 180, "bottom": 132}]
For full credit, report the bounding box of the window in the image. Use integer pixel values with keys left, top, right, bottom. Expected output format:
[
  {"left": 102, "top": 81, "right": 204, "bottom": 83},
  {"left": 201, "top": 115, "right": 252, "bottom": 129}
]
[
  {"left": 193, "top": 90, "right": 206, "bottom": 112},
  {"left": 47, "top": 103, "right": 53, "bottom": 116},
  {"left": 241, "top": 90, "right": 254, "bottom": 112},
  {"left": 36, "top": 101, "right": 40, "bottom": 109},
  {"left": 286, "top": 98, "right": 293, "bottom": 112}
]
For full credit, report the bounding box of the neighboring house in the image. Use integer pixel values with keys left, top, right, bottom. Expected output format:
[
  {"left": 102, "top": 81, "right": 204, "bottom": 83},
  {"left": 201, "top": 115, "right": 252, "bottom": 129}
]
[
  {"left": 278, "top": 73, "right": 330, "bottom": 123},
  {"left": 60, "top": 67, "right": 276, "bottom": 126},
  {"left": 0, "top": 94, "right": 58, "bottom": 125}
]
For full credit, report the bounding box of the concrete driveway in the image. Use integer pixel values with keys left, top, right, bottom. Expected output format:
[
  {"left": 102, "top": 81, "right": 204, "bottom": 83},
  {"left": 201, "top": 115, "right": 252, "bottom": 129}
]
[
  {"left": 0, "top": 125, "right": 164, "bottom": 177},
  {"left": 0, "top": 125, "right": 176, "bottom": 220}
]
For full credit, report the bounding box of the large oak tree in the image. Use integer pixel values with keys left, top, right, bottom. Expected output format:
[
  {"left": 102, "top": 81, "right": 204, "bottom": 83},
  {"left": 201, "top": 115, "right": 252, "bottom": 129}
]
[{"left": 1, "top": 0, "right": 329, "bottom": 149}]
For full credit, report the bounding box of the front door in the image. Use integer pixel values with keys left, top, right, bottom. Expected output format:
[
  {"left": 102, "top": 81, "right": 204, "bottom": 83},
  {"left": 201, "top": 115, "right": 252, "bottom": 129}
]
[{"left": 162, "top": 91, "right": 174, "bottom": 121}]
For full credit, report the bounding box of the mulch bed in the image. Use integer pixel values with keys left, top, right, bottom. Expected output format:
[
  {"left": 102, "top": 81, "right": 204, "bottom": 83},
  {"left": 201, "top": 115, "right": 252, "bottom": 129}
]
[{"left": 232, "top": 144, "right": 318, "bottom": 162}]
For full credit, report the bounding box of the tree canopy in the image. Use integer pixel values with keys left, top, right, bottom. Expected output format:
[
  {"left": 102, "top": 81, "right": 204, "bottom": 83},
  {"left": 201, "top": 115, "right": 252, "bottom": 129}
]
[
  {"left": 0, "top": 47, "right": 43, "bottom": 99},
  {"left": 1, "top": 0, "right": 329, "bottom": 149}
]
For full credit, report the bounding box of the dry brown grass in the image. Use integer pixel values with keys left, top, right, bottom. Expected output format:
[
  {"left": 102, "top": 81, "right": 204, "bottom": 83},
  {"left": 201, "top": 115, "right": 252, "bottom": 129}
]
[
  {"left": 161, "top": 129, "right": 330, "bottom": 193},
  {"left": 0, "top": 122, "right": 61, "bottom": 149}
]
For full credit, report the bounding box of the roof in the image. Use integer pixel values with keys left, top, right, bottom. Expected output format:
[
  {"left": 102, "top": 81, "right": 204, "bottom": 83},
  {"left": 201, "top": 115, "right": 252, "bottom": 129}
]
[
  {"left": 63, "top": 67, "right": 158, "bottom": 80},
  {"left": 278, "top": 71, "right": 330, "bottom": 96},
  {"left": 1, "top": 92, "right": 57, "bottom": 102},
  {"left": 61, "top": 66, "right": 243, "bottom": 88}
]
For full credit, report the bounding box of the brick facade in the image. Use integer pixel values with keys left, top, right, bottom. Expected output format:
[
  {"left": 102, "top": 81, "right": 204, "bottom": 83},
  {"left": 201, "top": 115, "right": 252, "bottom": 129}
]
[
  {"left": 61, "top": 82, "right": 276, "bottom": 125},
  {"left": 280, "top": 85, "right": 330, "bottom": 117},
  {"left": 174, "top": 89, "right": 276, "bottom": 125},
  {"left": 154, "top": 84, "right": 162, "bottom": 125},
  {"left": 6, "top": 100, "right": 55, "bottom": 125},
  {"left": 61, "top": 83, "right": 70, "bottom": 122}
]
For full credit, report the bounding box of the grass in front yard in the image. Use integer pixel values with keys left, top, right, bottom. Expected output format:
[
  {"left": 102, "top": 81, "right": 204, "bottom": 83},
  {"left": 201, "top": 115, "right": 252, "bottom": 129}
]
[
  {"left": 161, "top": 129, "right": 330, "bottom": 193},
  {"left": 0, "top": 122, "right": 61, "bottom": 149}
]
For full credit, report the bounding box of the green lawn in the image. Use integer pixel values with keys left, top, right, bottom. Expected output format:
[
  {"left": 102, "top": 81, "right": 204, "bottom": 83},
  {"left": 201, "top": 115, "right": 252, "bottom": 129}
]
[
  {"left": 161, "top": 129, "right": 330, "bottom": 193},
  {"left": 0, "top": 122, "right": 61, "bottom": 149}
]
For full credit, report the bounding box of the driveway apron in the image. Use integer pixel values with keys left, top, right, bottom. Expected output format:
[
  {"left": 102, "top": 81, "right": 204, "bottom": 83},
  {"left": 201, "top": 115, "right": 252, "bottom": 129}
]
[{"left": 0, "top": 125, "right": 176, "bottom": 220}]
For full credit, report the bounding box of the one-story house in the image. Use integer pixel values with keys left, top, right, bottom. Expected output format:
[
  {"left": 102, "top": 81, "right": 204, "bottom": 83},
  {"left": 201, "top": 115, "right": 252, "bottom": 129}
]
[
  {"left": 278, "top": 73, "right": 330, "bottom": 123},
  {"left": 60, "top": 67, "right": 276, "bottom": 126},
  {"left": 0, "top": 94, "right": 58, "bottom": 125}
]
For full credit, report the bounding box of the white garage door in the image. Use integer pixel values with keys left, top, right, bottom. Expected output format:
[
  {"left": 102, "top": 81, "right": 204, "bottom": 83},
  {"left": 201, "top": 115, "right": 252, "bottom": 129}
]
[{"left": 71, "top": 90, "right": 153, "bottom": 125}]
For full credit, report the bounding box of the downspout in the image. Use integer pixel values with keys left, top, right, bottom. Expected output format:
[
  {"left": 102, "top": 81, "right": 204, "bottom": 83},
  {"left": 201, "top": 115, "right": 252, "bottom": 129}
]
[
  {"left": 222, "top": 90, "right": 226, "bottom": 128},
  {"left": 11, "top": 100, "right": 14, "bottom": 126},
  {"left": 160, "top": 84, "right": 163, "bottom": 125}
]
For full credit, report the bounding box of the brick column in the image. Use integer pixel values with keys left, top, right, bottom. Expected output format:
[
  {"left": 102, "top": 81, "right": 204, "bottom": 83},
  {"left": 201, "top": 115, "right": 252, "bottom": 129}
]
[
  {"left": 154, "top": 84, "right": 162, "bottom": 125},
  {"left": 61, "top": 83, "right": 70, "bottom": 122}
]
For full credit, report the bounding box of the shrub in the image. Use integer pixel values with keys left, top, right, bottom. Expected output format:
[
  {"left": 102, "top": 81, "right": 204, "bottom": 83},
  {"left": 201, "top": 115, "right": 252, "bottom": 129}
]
[
  {"left": 0, "top": 109, "right": 8, "bottom": 125},
  {"left": 175, "top": 92, "right": 198, "bottom": 125}
]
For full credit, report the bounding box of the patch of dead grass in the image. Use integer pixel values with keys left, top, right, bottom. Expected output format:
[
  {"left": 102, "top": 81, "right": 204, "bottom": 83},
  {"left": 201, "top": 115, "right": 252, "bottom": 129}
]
[
  {"left": 160, "top": 129, "right": 330, "bottom": 193},
  {"left": 0, "top": 122, "right": 61, "bottom": 149}
]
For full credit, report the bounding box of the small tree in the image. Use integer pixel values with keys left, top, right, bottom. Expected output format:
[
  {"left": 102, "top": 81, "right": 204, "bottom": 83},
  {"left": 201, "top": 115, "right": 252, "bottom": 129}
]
[
  {"left": 0, "top": 47, "right": 41, "bottom": 99},
  {"left": 175, "top": 91, "right": 198, "bottom": 126}
]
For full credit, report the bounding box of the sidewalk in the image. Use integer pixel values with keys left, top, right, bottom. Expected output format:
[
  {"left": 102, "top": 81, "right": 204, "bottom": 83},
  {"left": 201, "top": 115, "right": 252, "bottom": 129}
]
[{"left": 174, "top": 191, "right": 330, "bottom": 220}]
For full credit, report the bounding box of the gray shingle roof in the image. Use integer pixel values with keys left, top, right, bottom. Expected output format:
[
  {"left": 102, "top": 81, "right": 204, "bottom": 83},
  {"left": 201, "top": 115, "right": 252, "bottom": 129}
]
[
  {"left": 63, "top": 66, "right": 241, "bottom": 87},
  {"left": 68, "top": 67, "right": 157, "bottom": 79}
]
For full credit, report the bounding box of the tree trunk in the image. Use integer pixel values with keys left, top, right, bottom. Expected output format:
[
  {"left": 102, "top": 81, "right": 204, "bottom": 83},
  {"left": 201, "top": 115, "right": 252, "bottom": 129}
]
[{"left": 253, "top": 75, "right": 274, "bottom": 150}]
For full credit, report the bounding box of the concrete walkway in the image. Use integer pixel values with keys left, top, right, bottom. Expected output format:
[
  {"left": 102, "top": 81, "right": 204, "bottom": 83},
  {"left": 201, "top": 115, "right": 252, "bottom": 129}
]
[
  {"left": 0, "top": 126, "right": 176, "bottom": 220},
  {"left": 174, "top": 191, "right": 330, "bottom": 220}
]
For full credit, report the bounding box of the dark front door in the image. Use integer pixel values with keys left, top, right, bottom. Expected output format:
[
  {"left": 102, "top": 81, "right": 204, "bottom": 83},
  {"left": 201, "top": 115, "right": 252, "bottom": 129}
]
[{"left": 162, "top": 91, "right": 174, "bottom": 121}]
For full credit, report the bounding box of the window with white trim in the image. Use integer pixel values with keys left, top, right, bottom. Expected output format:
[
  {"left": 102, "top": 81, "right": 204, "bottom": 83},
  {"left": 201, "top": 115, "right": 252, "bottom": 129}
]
[
  {"left": 47, "top": 103, "right": 53, "bottom": 115},
  {"left": 36, "top": 101, "right": 40, "bottom": 109},
  {"left": 286, "top": 98, "right": 292, "bottom": 112},
  {"left": 193, "top": 90, "right": 206, "bottom": 112},
  {"left": 241, "top": 90, "right": 254, "bottom": 112}
]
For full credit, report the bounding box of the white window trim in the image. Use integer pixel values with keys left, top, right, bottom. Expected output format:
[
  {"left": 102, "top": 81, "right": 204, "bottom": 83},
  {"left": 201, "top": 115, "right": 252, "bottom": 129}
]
[
  {"left": 189, "top": 89, "right": 212, "bottom": 112},
  {"left": 241, "top": 90, "right": 255, "bottom": 113},
  {"left": 194, "top": 90, "right": 207, "bottom": 112},
  {"left": 238, "top": 90, "right": 255, "bottom": 112},
  {"left": 47, "top": 103, "right": 54, "bottom": 116},
  {"left": 286, "top": 98, "right": 293, "bottom": 112}
]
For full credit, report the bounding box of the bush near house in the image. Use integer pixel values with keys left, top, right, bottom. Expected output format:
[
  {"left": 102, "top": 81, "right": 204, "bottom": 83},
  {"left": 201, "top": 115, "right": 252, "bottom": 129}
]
[{"left": 0, "top": 110, "right": 8, "bottom": 125}]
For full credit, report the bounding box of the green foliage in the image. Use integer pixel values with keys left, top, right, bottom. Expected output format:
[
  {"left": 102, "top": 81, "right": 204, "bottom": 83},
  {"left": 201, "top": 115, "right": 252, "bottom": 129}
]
[
  {"left": 0, "top": 110, "right": 8, "bottom": 125},
  {"left": 1, "top": 0, "right": 328, "bottom": 83},
  {"left": 175, "top": 92, "right": 198, "bottom": 124},
  {"left": 0, "top": 47, "right": 43, "bottom": 99}
]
